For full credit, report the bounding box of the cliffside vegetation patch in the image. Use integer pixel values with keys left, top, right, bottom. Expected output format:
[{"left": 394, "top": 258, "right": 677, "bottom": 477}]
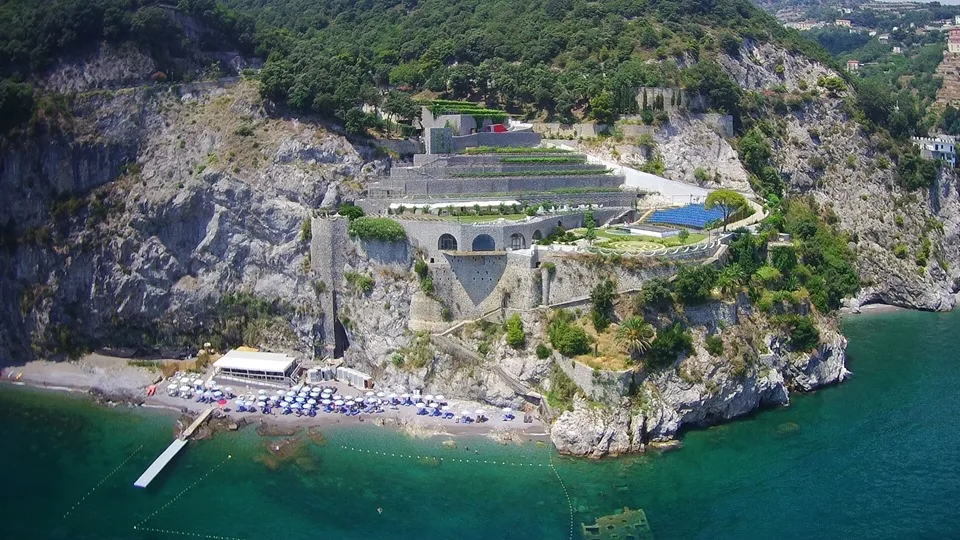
[{"left": 348, "top": 217, "right": 407, "bottom": 242}]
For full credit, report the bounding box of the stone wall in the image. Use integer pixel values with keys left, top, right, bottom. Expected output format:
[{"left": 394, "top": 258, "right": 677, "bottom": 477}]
[
  {"left": 554, "top": 357, "right": 634, "bottom": 404},
  {"left": 374, "top": 173, "right": 624, "bottom": 197},
  {"left": 311, "top": 216, "right": 349, "bottom": 356}
]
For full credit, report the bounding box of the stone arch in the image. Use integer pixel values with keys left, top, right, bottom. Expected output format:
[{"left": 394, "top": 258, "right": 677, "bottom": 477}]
[
  {"left": 438, "top": 233, "right": 458, "bottom": 251},
  {"left": 471, "top": 234, "right": 496, "bottom": 251},
  {"left": 509, "top": 233, "right": 526, "bottom": 250},
  {"left": 532, "top": 230, "right": 543, "bottom": 242}
]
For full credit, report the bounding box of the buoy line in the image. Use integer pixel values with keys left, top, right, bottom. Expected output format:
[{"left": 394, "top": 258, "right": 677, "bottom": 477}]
[
  {"left": 135, "top": 455, "right": 233, "bottom": 529},
  {"left": 63, "top": 444, "right": 144, "bottom": 519},
  {"left": 133, "top": 525, "right": 246, "bottom": 540},
  {"left": 338, "top": 444, "right": 545, "bottom": 467},
  {"left": 549, "top": 455, "right": 575, "bottom": 540}
]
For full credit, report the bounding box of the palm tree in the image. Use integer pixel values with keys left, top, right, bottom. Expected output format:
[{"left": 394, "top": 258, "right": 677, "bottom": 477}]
[
  {"left": 717, "top": 264, "right": 746, "bottom": 296},
  {"left": 616, "top": 316, "right": 656, "bottom": 361}
]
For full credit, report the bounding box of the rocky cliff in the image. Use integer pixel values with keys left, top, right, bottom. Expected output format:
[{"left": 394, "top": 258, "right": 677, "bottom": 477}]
[
  {"left": 0, "top": 78, "right": 382, "bottom": 363},
  {"left": 549, "top": 304, "right": 848, "bottom": 458}
]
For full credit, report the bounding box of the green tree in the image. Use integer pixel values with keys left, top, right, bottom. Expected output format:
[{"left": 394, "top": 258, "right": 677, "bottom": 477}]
[
  {"left": 589, "top": 90, "right": 615, "bottom": 124},
  {"left": 717, "top": 264, "right": 746, "bottom": 296},
  {"left": 705, "top": 188, "right": 747, "bottom": 232},
  {"left": 0, "top": 80, "right": 34, "bottom": 134},
  {"left": 673, "top": 265, "right": 718, "bottom": 304},
  {"left": 616, "top": 316, "right": 656, "bottom": 361},
  {"left": 506, "top": 313, "right": 526, "bottom": 349},
  {"left": 590, "top": 278, "right": 615, "bottom": 331}
]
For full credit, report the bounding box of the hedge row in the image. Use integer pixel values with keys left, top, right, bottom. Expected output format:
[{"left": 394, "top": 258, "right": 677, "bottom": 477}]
[
  {"left": 500, "top": 156, "right": 586, "bottom": 164},
  {"left": 463, "top": 146, "right": 572, "bottom": 155},
  {"left": 348, "top": 217, "right": 407, "bottom": 242},
  {"left": 452, "top": 168, "right": 612, "bottom": 178}
]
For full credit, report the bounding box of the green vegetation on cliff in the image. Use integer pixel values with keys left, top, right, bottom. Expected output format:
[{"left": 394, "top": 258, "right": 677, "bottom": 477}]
[{"left": 348, "top": 217, "right": 407, "bottom": 242}]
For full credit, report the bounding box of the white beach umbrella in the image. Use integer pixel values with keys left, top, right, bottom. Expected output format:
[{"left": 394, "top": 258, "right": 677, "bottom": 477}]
[
  {"left": 400, "top": 393, "right": 410, "bottom": 399},
  {"left": 205, "top": 380, "right": 216, "bottom": 388},
  {"left": 441, "top": 405, "right": 450, "bottom": 411},
  {"left": 415, "top": 402, "right": 426, "bottom": 408},
  {"left": 424, "top": 394, "right": 434, "bottom": 402},
  {"left": 376, "top": 392, "right": 386, "bottom": 398},
  {"left": 365, "top": 391, "right": 375, "bottom": 397},
  {"left": 435, "top": 394, "right": 445, "bottom": 402},
  {"left": 180, "top": 386, "right": 191, "bottom": 393},
  {"left": 321, "top": 399, "right": 332, "bottom": 405},
  {"left": 258, "top": 389, "right": 267, "bottom": 395},
  {"left": 167, "top": 383, "right": 178, "bottom": 390},
  {"left": 502, "top": 407, "right": 512, "bottom": 413},
  {"left": 277, "top": 390, "right": 286, "bottom": 397},
  {"left": 334, "top": 400, "right": 344, "bottom": 406},
  {"left": 224, "top": 387, "right": 233, "bottom": 394},
  {"left": 345, "top": 395, "right": 355, "bottom": 401},
  {"left": 307, "top": 398, "right": 317, "bottom": 405},
  {"left": 179, "top": 377, "right": 191, "bottom": 384},
  {"left": 257, "top": 395, "right": 267, "bottom": 402},
  {"left": 296, "top": 397, "right": 305, "bottom": 403},
  {"left": 388, "top": 393, "right": 397, "bottom": 399}
]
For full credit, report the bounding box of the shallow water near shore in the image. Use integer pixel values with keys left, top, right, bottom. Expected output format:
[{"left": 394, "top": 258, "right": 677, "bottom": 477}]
[{"left": 3, "top": 310, "right": 960, "bottom": 539}]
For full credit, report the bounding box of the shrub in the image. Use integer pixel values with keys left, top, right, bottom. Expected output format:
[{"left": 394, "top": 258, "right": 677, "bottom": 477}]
[
  {"left": 637, "top": 277, "right": 672, "bottom": 309},
  {"left": 646, "top": 324, "right": 693, "bottom": 369},
  {"left": 678, "top": 228, "right": 690, "bottom": 242},
  {"left": 338, "top": 203, "right": 365, "bottom": 221},
  {"left": 548, "top": 311, "right": 592, "bottom": 357},
  {"left": 590, "top": 278, "right": 615, "bottom": 332},
  {"left": 776, "top": 314, "right": 820, "bottom": 351},
  {"left": 345, "top": 272, "right": 375, "bottom": 294},
  {"left": 694, "top": 167, "right": 710, "bottom": 183},
  {"left": 535, "top": 343, "right": 552, "bottom": 359},
  {"left": 547, "top": 363, "right": 579, "bottom": 411},
  {"left": 506, "top": 313, "right": 526, "bottom": 349},
  {"left": 705, "top": 334, "right": 724, "bottom": 356},
  {"left": 348, "top": 217, "right": 407, "bottom": 242},
  {"left": 673, "top": 265, "right": 718, "bottom": 304},
  {"left": 896, "top": 153, "right": 939, "bottom": 191},
  {"left": 893, "top": 243, "right": 908, "bottom": 259},
  {"left": 234, "top": 124, "right": 254, "bottom": 137},
  {"left": 300, "top": 216, "right": 312, "bottom": 243},
  {"left": 414, "top": 259, "right": 428, "bottom": 279},
  {"left": 755, "top": 265, "right": 783, "bottom": 287}
]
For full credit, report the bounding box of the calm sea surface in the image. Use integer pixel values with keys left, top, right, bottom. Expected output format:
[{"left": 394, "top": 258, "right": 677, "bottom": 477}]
[{"left": 2, "top": 310, "right": 959, "bottom": 539}]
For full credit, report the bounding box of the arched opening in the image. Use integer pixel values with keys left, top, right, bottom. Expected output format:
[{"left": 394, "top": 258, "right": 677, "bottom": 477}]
[
  {"left": 532, "top": 230, "right": 543, "bottom": 242},
  {"left": 471, "top": 234, "right": 496, "bottom": 251},
  {"left": 509, "top": 233, "right": 526, "bottom": 250},
  {"left": 438, "top": 234, "right": 458, "bottom": 251}
]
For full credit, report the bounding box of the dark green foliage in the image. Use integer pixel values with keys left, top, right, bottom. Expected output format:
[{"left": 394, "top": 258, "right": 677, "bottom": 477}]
[
  {"left": 344, "top": 271, "right": 375, "bottom": 294},
  {"left": 728, "top": 230, "right": 764, "bottom": 275},
  {"left": 214, "top": 292, "right": 293, "bottom": 349},
  {"left": 770, "top": 245, "right": 797, "bottom": 275},
  {"left": 896, "top": 152, "right": 940, "bottom": 191},
  {"left": 0, "top": 80, "right": 34, "bottom": 134},
  {"left": 737, "top": 128, "right": 783, "bottom": 197},
  {"left": 683, "top": 60, "right": 742, "bottom": 117},
  {"left": 505, "top": 313, "right": 525, "bottom": 349},
  {"left": 590, "top": 278, "right": 615, "bottom": 332},
  {"left": 705, "top": 334, "right": 724, "bottom": 356},
  {"left": 673, "top": 265, "right": 718, "bottom": 305},
  {"left": 548, "top": 310, "right": 591, "bottom": 357},
  {"left": 451, "top": 168, "right": 610, "bottom": 178},
  {"left": 646, "top": 323, "right": 693, "bottom": 369},
  {"left": 637, "top": 277, "right": 672, "bottom": 309},
  {"left": 338, "top": 203, "right": 365, "bottom": 221},
  {"left": 535, "top": 343, "right": 552, "bottom": 359},
  {"left": 775, "top": 314, "right": 820, "bottom": 351},
  {"left": 414, "top": 259, "right": 428, "bottom": 280},
  {"left": 348, "top": 217, "right": 406, "bottom": 242},
  {"left": 718, "top": 32, "right": 742, "bottom": 57}
]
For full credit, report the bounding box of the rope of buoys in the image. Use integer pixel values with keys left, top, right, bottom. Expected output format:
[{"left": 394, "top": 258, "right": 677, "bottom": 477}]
[
  {"left": 133, "top": 525, "right": 246, "bottom": 540},
  {"left": 63, "top": 444, "right": 144, "bottom": 518},
  {"left": 338, "top": 445, "right": 544, "bottom": 467},
  {"left": 549, "top": 455, "right": 575, "bottom": 540},
  {"left": 136, "top": 455, "right": 232, "bottom": 528}
]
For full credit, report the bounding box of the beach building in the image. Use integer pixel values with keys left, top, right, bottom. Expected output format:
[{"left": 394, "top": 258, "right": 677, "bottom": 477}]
[
  {"left": 212, "top": 350, "right": 302, "bottom": 386},
  {"left": 336, "top": 366, "right": 373, "bottom": 389}
]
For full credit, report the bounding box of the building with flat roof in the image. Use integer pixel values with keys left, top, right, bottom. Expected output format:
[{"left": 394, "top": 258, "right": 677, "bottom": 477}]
[{"left": 213, "top": 350, "right": 302, "bottom": 386}]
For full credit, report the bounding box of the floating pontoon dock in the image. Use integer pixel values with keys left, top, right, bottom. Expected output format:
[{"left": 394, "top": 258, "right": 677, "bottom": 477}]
[{"left": 133, "top": 407, "right": 215, "bottom": 488}]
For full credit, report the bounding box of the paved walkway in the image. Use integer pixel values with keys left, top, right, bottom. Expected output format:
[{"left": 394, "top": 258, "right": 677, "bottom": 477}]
[{"left": 546, "top": 142, "right": 710, "bottom": 201}]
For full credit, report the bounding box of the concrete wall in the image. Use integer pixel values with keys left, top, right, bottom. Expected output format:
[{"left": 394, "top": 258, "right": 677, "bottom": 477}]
[
  {"left": 400, "top": 210, "right": 621, "bottom": 260},
  {"left": 426, "top": 127, "right": 541, "bottom": 154},
  {"left": 531, "top": 123, "right": 609, "bottom": 139},
  {"left": 375, "top": 138, "right": 423, "bottom": 156},
  {"left": 375, "top": 173, "right": 624, "bottom": 198}
]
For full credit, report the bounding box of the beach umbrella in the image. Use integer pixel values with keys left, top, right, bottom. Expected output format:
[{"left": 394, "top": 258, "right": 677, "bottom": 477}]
[
  {"left": 307, "top": 398, "right": 317, "bottom": 405},
  {"left": 291, "top": 403, "right": 301, "bottom": 409},
  {"left": 180, "top": 386, "right": 191, "bottom": 393},
  {"left": 424, "top": 394, "right": 434, "bottom": 402},
  {"left": 435, "top": 394, "right": 445, "bottom": 402},
  {"left": 322, "top": 399, "right": 332, "bottom": 405},
  {"left": 365, "top": 391, "right": 375, "bottom": 397},
  {"left": 179, "top": 377, "right": 191, "bottom": 384},
  {"left": 235, "top": 399, "right": 244, "bottom": 406},
  {"left": 333, "top": 394, "right": 343, "bottom": 400},
  {"left": 296, "top": 397, "right": 305, "bottom": 403},
  {"left": 441, "top": 405, "right": 450, "bottom": 411},
  {"left": 213, "top": 391, "right": 222, "bottom": 397},
  {"left": 416, "top": 402, "right": 426, "bottom": 408},
  {"left": 167, "top": 383, "right": 178, "bottom": 390},
  {"left": 377, "top": 392, "right": 386, "bottom": 398},
  {"left": 258, "top": 389, "right": 267, "bottom": 395},
  {"left": 303, "top": 403, "right": 313, "bottom": 409},
  {"left": 388, "top": 393, "right": 397, "bottom": 399},
  {"left": 334, "top": 400, "right": 344, "bottom": 406},
  {"left": 224, "top": 387, "right": 233, "bottom": 395},
  {"left": 257, "top": 395, "right": 267, "bottom": 402},
  {"left": 503, "top": 407, "right": 512, "bottom": 413},
  {"left": 345, "top": 395, "right": 355, "bottom": 401},
  {"left": 245, "top": 401, "right": 255, "bottom": 407},
  {"left": 217, "top": 399, "right": 227, "bottom": 406},
  {"left": 205, "top": 380, "right": 216, "bottom": 387}
]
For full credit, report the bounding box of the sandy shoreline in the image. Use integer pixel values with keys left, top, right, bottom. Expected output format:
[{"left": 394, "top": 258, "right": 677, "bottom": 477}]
[
  {"left": 0, "top": 355, "right": 549, "bottom": 443},
  {"left": 840, "top": 303, "right": 907, "bottom": 316}
]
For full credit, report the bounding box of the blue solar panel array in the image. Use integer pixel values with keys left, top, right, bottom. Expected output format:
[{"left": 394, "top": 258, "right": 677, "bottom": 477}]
[{"left": 647, "top": 203, "right": 726, "bottom": 229}]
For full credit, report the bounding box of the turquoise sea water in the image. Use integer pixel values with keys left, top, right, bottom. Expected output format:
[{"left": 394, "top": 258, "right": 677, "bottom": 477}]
[{"left": 2, "top": 310, "right": 960, "bottom": 539}]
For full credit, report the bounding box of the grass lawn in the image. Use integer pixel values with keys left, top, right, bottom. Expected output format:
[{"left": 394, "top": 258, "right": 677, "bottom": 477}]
[
  {"left": 439, "top": 213, "right": 529, "bottom": 223},
  {"left": 570, "top": 227, "right": 708, "bottom": 252}
]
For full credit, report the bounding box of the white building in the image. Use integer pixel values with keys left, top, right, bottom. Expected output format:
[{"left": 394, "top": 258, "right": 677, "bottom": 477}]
[
  {"left": 213, "top": 350, "right": 302, "bottom": 387},
  {"left": 913, "top": 136, "right": 957, "bottom": 168}
]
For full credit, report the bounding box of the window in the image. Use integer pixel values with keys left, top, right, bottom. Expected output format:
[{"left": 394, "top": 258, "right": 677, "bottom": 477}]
[
  {"left": 438, "top": 234, "right": 458, "bottom": 251},
  {"left": 509, "top": 233, "right": 526, "bottom": 250}
]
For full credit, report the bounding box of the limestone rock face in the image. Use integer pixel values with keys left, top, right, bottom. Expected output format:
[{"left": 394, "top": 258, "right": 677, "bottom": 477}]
[{"left": 550, "top": 396, "right": 635, "bottom": 458}]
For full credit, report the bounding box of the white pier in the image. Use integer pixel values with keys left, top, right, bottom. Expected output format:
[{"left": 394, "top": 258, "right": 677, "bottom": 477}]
[{"left": 133, "top": 407, "right": 215, "bottom": 488}]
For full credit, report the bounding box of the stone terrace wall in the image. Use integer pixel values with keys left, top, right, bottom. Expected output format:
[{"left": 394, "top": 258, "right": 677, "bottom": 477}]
[
  {"left": 554, "top": 357, "right": 634, "bottom": 404},
  {"left": 376, "top": 173, "right": 624, "bottom": 197}
]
